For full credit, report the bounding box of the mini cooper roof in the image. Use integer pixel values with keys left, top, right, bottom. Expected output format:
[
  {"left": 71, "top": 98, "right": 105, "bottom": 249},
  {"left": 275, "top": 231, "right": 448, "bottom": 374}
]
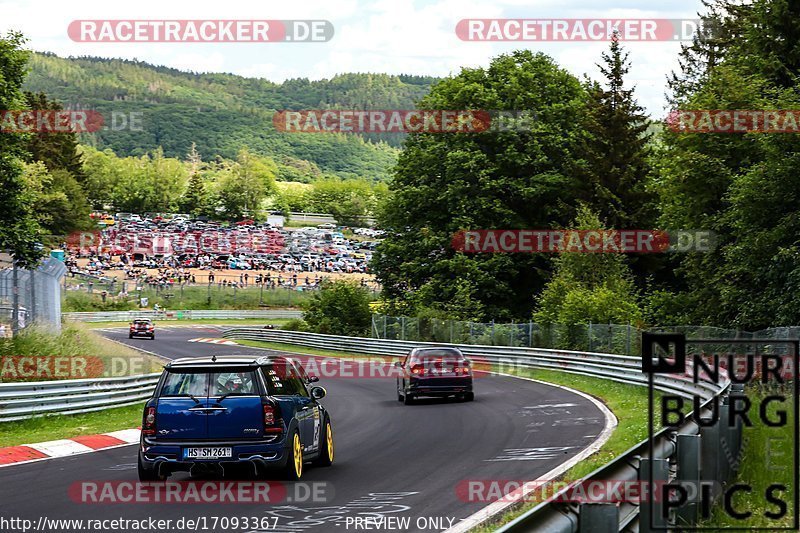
[{"left": 166, "top": 354, "right": 290, "bottom": 368}]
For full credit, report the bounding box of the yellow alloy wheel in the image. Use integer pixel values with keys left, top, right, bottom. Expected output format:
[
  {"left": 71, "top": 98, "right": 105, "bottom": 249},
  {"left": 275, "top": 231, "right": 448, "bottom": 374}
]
[
  {"left": 293, "top": 433, "right": 303, "bottom": 478},
  {"left": 326, "top": 423, "right": 334, "bottom": 462}
]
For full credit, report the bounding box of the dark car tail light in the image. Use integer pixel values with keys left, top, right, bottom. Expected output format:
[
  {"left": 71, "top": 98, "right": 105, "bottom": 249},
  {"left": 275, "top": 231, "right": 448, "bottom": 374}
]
[
  {"left": 410, "top": 365, "right": 424, "bottom": 376},
  {"left": 263, "top": 402, "right": 283, "bottom": 434},
  {"left": 142, "top": 406, "right": 156, "bottom": 436}
]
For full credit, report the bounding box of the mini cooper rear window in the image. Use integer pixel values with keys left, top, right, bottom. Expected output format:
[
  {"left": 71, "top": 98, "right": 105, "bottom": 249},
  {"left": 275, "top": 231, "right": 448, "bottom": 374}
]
[{"left": 160, "top": 369, "right": 258, "bottom": 397}]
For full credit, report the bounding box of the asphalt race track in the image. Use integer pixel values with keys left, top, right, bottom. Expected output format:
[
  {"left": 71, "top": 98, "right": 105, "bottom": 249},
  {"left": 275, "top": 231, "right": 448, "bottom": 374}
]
[{"left": 0, "top": 326, "right": 609, "bottom": 533}]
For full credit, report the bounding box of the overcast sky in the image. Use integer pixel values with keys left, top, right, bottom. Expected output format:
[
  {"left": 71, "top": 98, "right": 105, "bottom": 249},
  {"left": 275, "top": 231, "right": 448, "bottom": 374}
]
[{"left": 0, "top": 0, "right": 708, "bottom": 118}]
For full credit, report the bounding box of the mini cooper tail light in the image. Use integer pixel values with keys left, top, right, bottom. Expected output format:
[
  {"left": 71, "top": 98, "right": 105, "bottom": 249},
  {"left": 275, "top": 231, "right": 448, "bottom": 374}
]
[
  {"left": 143, "top": 406, "right": 156, "bottom": 436},
  {"left": 263, "top": 403, "right": 283, "bottom": 434}
]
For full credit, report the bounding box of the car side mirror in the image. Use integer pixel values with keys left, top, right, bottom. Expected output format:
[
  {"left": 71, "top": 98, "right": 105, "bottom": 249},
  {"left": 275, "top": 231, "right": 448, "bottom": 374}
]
[
  {"left": 310, "top": 386, "right": 326, "bottom": 400},
  {"left": 308, "top": 376, "right": 319, "bottom": 383}
]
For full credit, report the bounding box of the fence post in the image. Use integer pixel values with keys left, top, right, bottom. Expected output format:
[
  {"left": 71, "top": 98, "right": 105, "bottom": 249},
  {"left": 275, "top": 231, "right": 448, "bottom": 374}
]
[
  {"left": 510, "top": 320, "right": 515, "bottom": 346},
  {"left": 11, "top": 257, "right": 19, "bottom": 337},
  {"left": 639, "top": 458, "right": 669, "bottom": 532},
  {"left": 626, "top": 324, "right": 632, "bottom": 355},
  {"left": 700, "top": 421, "right": 721, "bottom": 501},
  {"left": 528, "top": 321, "right": 533, "bottom": 347},
  {"left": 588, "top": 322, "right": 593, "bottom": 351},
  {"left": 675, "top": 434, "right": 701, "bottom": 527},
  {"left": 29, "top": 269, "right": 36, "bottom": 325},
  {"left": 491, "top": 320, "right": 495, "bottom": 345},
  {"left": 401, "top": 316, "right": 406, "bottom": 341},
  {"left": 449, "top": 320, "right": 454, "bottom": 343},
  {"left": 578, "top": 503, "right": 619, "bottom": 532}
]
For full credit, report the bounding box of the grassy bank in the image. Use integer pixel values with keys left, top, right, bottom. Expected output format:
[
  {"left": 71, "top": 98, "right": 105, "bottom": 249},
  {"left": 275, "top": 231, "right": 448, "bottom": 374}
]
[
  {"left": 64, "top": 286, "right": 318, "bottom": 312},
  {"left": 0, "top": 323, "right": 163, "bottom": 382},
  {"left": 701, "top": 386, "right": 795, "bottom": 529}
]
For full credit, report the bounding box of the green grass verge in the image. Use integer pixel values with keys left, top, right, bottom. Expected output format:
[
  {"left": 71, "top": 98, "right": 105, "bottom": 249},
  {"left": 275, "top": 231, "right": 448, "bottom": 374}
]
[
  {"left": 701, "top": 386, "right": 795, "bottom": 529},
  {"left": 233, "top": 338, "right": 653, "bottom": 531},
  {"left": 63, "top": 286, "right": 318, "bottom": 312},
  {"left": 0, "top": 403, "right": 142, "bottom": 447}
]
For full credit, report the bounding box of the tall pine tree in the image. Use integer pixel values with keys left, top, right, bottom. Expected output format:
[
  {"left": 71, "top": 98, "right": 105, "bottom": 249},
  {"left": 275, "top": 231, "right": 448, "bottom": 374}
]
[{"left": 583, "top": 32, "right": 653, "bottom": 230}]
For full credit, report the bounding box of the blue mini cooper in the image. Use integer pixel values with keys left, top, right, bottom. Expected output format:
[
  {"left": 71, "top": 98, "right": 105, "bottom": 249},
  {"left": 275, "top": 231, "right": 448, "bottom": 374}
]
[{"left": 138, "top": 354, "right": 333, "bottom": 481}]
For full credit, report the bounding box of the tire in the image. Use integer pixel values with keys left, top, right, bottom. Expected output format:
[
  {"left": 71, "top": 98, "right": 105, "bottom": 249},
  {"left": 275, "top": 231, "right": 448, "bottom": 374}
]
[
  {"left": 403, "top": 392, "right": 414, "bottom": 405},
  {"left": 465, "top": 392, "right": 475, "bottom": 402},
  {"left": 397, "top": 391, "right": 403, "bottom": 402},
  {"left": 129, "top": 334, "right": 133, "bottom": 339},
  {"left": 313, "top": 418, "right": 334, "bottom": 467},
  {"left": 138, "top": 453, "right": 166, "bottom": 482},
  {"left": 282, "top": 430, "right": 303, "bottom": 480},
  {"left": 151, "top": 335, "right": 155, "bottom": 340}
]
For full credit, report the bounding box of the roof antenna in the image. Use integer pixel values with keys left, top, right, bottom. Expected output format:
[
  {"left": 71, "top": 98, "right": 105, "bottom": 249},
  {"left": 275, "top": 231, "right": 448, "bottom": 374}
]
[{"left": 212, "top": 355, "right": 217, "bottom": 362}]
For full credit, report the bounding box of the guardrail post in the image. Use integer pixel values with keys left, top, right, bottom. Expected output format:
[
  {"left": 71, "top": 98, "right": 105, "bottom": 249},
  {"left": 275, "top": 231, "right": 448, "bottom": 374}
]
[
  {"left": 639, "top": 458, "right": 669, "bottom": 533},
  {"left": 728, "top": 384, "right": 745, "bottom": 470},
  {"left": 675, "top": 434, "right": 701, "bottom": 526},
  {"left": 578, "top": 503, "right": 618, "bottom": 532},
  {"left": 700, "top": 420, "right": 721, "bottom": 501},
  {"left": 717, "top": 402, "right": 731, "bottom": 482}
]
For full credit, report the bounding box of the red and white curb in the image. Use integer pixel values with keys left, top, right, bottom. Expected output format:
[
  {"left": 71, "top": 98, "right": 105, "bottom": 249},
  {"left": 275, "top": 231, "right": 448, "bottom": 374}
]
[
  {"left": 0, "top": 428, "right": 140, "bottom": 468},
  {"left": 188, "top": 337, "right": 238, "bottom": 345}
]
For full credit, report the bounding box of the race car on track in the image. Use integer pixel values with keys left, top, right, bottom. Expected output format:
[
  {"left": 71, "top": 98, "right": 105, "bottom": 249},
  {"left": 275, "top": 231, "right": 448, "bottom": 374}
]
[
  {"left": 138, "top": 354, "right": 333, "bottom": 481},
  {"left": 129, "top": 318, "right": 155, "bottom": 339},
  {"left": 396, "top": 347, "right": 474, "bottom": 405}
]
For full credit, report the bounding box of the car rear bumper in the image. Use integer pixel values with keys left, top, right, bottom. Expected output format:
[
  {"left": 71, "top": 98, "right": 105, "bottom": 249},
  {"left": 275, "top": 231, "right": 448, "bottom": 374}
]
[
  {"left": 140, "top": 437, "right": 288, "bottom": 474},
  {"left": 408, "top": 377, "right": 473, "bottom": 396},
  {"left": 130, "top": 331, "right": 154, "bottom": 337}
]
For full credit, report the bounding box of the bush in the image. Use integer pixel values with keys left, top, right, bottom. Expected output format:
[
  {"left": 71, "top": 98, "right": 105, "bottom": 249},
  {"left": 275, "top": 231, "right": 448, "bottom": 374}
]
[
  {"left": 303, "top": 281, "right": 372, "bottom": 336},
  {"left": 282, "top": 318, "right": 309, "bottom": 331}
]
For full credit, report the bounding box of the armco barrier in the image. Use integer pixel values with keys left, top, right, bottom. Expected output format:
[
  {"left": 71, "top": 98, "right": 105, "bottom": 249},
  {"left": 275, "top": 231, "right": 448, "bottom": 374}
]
[
  {"left": 0, "top": 373, "right": 161, "bottom": 422},
  {"left": 221, "top": 328, "right": 737, "bottom": 532},
  {"left": 63, "top": 309, "right": 302, "bottom": 322}
]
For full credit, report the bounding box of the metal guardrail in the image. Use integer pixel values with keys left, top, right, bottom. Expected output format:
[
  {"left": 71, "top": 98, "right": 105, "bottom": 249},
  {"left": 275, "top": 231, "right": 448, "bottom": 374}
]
[
  {"left": 63, "top": 309, "right": 303, "bottom": 322},
  {"left": 221, "top": 329, "right": 723, "bottom": 402},
  {"left": 222, "top": 328, "right": 736, "bottom": 532},
  {"left": 0, "top": 373, "right": 161, "bottom": 422}
]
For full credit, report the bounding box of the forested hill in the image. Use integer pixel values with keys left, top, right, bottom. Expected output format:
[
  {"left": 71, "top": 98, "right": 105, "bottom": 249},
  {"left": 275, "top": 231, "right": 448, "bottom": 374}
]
[{"left": 23, "top": 52, "right": 439, "bottom": 180}]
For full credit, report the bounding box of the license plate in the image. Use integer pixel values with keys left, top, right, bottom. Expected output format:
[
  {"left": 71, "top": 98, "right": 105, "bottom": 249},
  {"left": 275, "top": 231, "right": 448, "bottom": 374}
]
[{"left": 183, "top": 447, "right": 232, "bottom": 459}]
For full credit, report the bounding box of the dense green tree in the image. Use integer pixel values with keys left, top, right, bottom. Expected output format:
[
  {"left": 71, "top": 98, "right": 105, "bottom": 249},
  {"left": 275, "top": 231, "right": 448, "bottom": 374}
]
[
  {"left": 179, "top": 143, "right": 214, "bottom": 216},
  {"left": 215, "top": 148, "right": 276, "bottom": 219},
  {"left": 374, "top": 50, "right": 593, "bottom": 320},
  {"left": 533, "top": 206, "right": 641, "bottom": 325},
  {"left": 582, "top": 33, "right": 653, "bottom": 229},
  {"left": 23, "top": 91, "right": 86, "bottom": 181},
  {"left": 21, "top": 162, "right": 92, "bottom": 234},
  {"left": 303, "top": 280, "right": 372, "bottom": 336},
  {"left": 0, "top": 32, "right": 42, "bottom": 265},
  {"left": 653, "top": 0, "right": 800, "bottom": 328}
]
